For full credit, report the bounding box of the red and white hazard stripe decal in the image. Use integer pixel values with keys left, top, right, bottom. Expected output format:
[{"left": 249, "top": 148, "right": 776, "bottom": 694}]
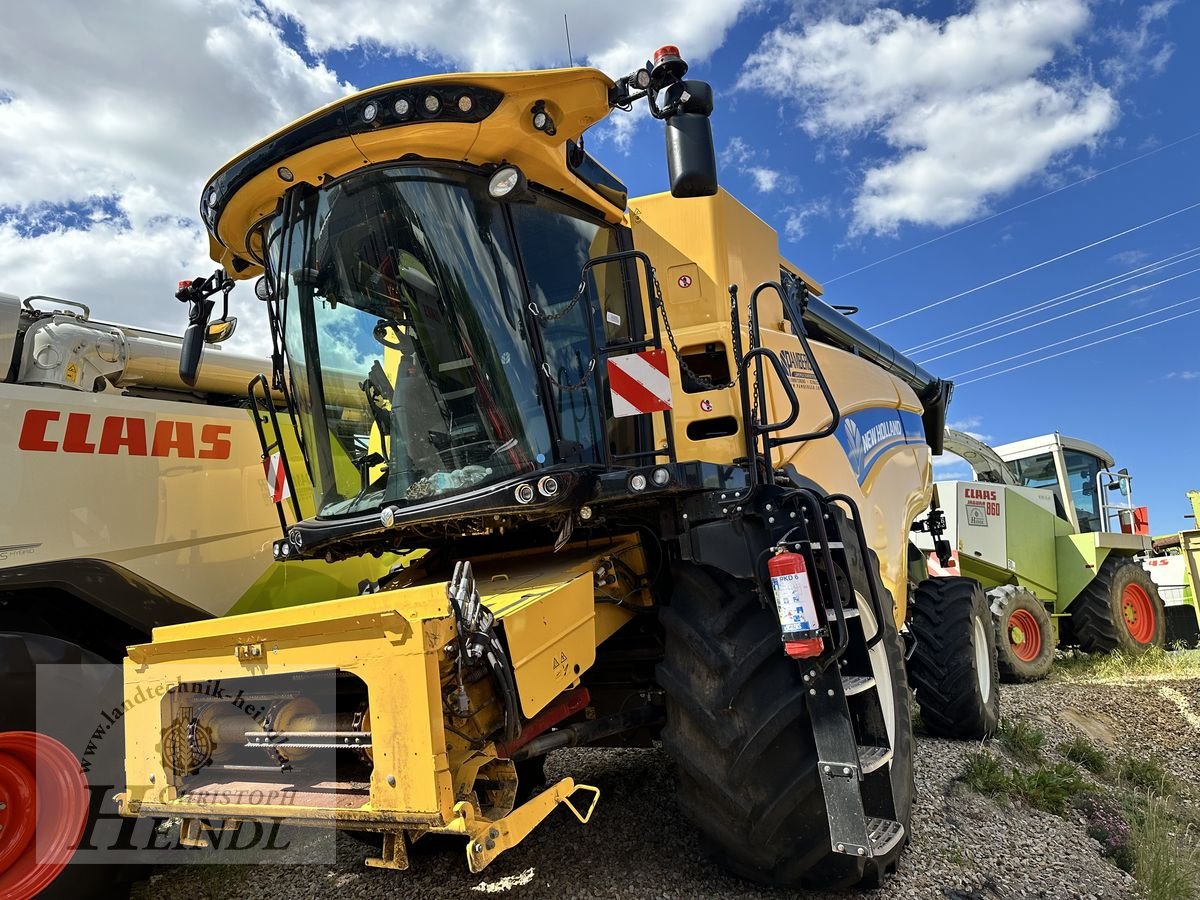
[
  {"left": 607, "top": 349, "right": 673, "bottom": 417},
  {"left": 263, "top": 452, "right": 291, "bottom": 504},
  {"left": 926, "top": 550, "right": 961, "bottom": 578}
]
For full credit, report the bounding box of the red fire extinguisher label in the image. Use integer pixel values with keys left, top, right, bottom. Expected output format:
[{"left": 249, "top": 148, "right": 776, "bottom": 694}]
[{"left": 771, "top": 570, "right": 819, "bottom": 637}]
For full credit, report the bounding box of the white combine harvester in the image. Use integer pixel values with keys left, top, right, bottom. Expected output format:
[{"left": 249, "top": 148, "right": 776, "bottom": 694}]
[{"left": 0, "top": 287, "right": 384, "bottom": 898}]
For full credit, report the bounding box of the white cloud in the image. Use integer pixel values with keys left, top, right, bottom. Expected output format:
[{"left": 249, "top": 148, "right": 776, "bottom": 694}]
[
  {"left": 1167, "top": 371, "right": 1200, "bottom": 381},
  {"left": 739, "top": 0, "right": 1120, "bottom": 234},
  {"left": 721, "top": 136, "right": 754, "bottom": 167},
  {"left": 263, "top": 0, "right": 752, "bottom": 79},
  {"left": 783, "top": 199, "right": 829, "bottom": 242},
  {"left": 0, "top": 0, "right": 353, "bottom": 346},
  {"left": 947, "top": 416, "right": 991, "bottom": 443},
  {"left": 720, "top": 135, "right": 799, "bottom": 196},
  {"left": 1110, "top": 248, "right": 1151, "bottom": 267},
  {"left": 932, "top": 452, "right": 972, "bottom": 481},
  {"left": 747, "top": 166, "right": 781, "bottom": 193},
  {"left": 261, "top": 0, "right": 753, "bottom": 153},
  {"left": 1102, "top": 1, "right": 1176, "bottom": 87}
]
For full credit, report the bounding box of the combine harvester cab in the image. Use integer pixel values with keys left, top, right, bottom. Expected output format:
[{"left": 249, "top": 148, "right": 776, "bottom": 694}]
[
  {"left": 916, "top": 430, "right": 1184, "bottom": 682},
  {"left": 118, "top": 48, "right": 992, "bottom": 890}
]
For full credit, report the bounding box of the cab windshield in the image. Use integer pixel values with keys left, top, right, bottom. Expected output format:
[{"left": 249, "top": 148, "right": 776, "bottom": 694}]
[{"left": 270, "top": 165, "right": 633, "bottom": 517}]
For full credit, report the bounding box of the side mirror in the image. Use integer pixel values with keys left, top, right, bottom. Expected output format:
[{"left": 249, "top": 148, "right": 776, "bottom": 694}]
[
  {"left": 205, "top": 317, "right": 237, "bottom": 343},
  {"left": 179, "top": 298, "right": 213, "bottom": 386},
  {"left": 663, "top": 80, "right": 718, "bottom": 198},
  {"left": 176, "top": 269, "right": 232, "bottom": 387}
]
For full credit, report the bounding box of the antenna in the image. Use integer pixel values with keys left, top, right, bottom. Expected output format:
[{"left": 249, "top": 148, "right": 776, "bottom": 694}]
[{"left": 564, "top": 14, "right": 574, "bottom": 67}]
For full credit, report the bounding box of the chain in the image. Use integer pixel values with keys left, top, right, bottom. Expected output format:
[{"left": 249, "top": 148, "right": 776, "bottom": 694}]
[
  {"left": 652, "top": 273, "right": 740, "bottom": 391},
  {"left": 529, "top": 278, "right": 596, "bottom": 391},
  {"left": 531, "top": 269, "right": 745, "bottom": 396},
  {"left": 542, "top": 359, "right": 597, "bottom": 392},
  {"left": 528, "top": 280, "right": 588, "bottom": 323}
]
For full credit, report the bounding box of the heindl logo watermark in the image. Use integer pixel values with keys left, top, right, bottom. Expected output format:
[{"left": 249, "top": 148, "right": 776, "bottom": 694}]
[{"left": 31, "top": 663, "right": 336, "bottom": 876}]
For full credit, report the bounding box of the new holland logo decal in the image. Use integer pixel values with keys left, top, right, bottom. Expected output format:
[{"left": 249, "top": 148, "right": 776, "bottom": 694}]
[{"left": 835, "top": 408, "right": 926, "bottom": 484}]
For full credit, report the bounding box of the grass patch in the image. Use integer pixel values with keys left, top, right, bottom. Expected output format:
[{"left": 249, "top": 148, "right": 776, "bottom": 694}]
[
  {"left": 1058, "top": 736, "right": 1109, "bottom": 775},
  {"left": 997, "top": 718, "right": 1046, "bottom": 762},
  {"left": 1010, "top": 762, "right": 1089, "bottom": 816},
  {"left": 1130, "top": 792, "right": 1200, "bottom": 900},
  {"left": 961, "top": 751, "right": 1010, "bottom": 796},
  {"left": 1054, "top": 646, "right": 1200, "bottom": 681},
  {"left": 1117, "top": 753, "right": 1177, "bottom": 794}
]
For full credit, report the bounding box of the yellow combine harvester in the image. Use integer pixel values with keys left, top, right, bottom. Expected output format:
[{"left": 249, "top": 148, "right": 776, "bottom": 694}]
[{"left": 117, "top": 47, "right": 987, "bottom": 889}]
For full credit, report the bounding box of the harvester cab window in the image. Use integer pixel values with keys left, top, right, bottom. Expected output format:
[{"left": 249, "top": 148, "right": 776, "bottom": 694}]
[
  {"left": 510, "top": 199, "right": 638, "bottom": 464},
  {"left": 1007, "top": 452, "right": 1071, "bottom": 522},
  {"left": 275, "top": 167, "right": 552, "bottom": 517},
  {"left": 1062, "top": 449, "right": 1104, "bottom": 533}
]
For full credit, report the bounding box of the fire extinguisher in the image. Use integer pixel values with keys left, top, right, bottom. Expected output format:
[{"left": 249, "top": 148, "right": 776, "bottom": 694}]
[{"left": 767, "top": 548, "right": 824, "bottom": 659}]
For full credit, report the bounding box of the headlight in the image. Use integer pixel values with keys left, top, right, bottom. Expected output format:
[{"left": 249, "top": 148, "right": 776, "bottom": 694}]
[{"left": 488, "top": 165, "right": 526, "bottom": 199}]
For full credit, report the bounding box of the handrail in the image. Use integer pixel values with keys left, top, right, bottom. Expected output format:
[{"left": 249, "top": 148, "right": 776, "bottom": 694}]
[
  {"left": 533, "top": 249, "right": 678, "bottom": 470},
  {"left": 249, "top": 373, "right": 303, "bottom": 535},
  {"left": 739, "top": 346, "right": 800, "bottom": 434},
  {"left": 751, "top": 280, "right": 841, "bottom": 447}
]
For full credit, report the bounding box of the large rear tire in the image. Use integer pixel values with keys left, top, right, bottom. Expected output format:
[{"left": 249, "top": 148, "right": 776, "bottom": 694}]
[
  {"left": 989, "top": 586, "right": 1055, "bottom": 683},
  {"left": 908, "top": 577, "right": 1000, "bottom": 739},
  {"left": 657, "top": 563, "right": 913, "bottom": 889},
  {"left": 1070, "top": 558, "right": 1166, "bottom": 654}
]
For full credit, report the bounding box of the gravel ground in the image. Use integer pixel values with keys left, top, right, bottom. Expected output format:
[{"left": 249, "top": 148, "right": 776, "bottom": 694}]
[{"left": 137, "top": 674, "right": 1200, "bottom": 900}]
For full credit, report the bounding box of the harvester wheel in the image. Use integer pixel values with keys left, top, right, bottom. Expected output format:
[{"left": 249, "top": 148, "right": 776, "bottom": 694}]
[
  {"left": 657, "top": 563, "right": 913, "bottom": 889},
  {"left": 1070, "top": 558, "right": 1165, "bottom": 654},
  {"left": 988, "top": 586, "right": 1055, "bottom": 683},
  {"left": 0, "top": 732, "right": 90, "bottom": 900},
  {"left": 0, "top": 632, "right": 136, "bottom": 899},
  {"left": 908, "top": 577, "right": 999, "bottom": 739}
]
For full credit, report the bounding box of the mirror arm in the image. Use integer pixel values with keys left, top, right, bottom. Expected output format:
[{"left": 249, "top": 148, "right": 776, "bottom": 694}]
[{"left": 176, "top": 268, "right": 234, "bottom": 386}]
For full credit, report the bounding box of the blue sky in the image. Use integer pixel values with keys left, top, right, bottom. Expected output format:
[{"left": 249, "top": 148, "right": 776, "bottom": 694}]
[{"left": 0, "top": 0, "right": 1196, "bottom": 531}]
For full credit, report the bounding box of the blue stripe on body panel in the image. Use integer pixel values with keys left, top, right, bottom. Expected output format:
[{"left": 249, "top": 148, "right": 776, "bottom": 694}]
[{"left": 834, "top": 407, "right": 927, "bottom": 485}]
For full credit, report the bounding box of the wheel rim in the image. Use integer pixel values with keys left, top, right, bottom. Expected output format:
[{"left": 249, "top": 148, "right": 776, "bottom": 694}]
[
  {"left": 856, "top": 595, "right": 896, "bottom": 749},
  {"left": 0, "top": 732, "right": 90, "bottom": 899},
  {"left": 1007, "top": 609, "right": 1043, "bottom": 662},
  {"left": 1121, "top": 583, "right": 1156, "bottom": 644},
  {"left": 972, "top": 614, "right": 992, "bottom": 701}
]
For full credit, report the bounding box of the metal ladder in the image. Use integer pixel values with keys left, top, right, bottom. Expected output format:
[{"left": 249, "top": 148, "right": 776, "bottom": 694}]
[{"left": 774, "top": 489, "right": 906, "bottom": 860}]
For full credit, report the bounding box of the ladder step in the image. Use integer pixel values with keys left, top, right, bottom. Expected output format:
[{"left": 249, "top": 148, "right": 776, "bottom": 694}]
[
  {"left": 841, "top": 674, "right": 876, "bottom": 696},
  {"left": 857, "top": 744, "right": 892, "bottom": 774},
  {"left": 865, "top": 817, "right": 905, "bottom": 857},
  {"left": 825, "top": 607, "right": 860, "bottom": 619}
]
